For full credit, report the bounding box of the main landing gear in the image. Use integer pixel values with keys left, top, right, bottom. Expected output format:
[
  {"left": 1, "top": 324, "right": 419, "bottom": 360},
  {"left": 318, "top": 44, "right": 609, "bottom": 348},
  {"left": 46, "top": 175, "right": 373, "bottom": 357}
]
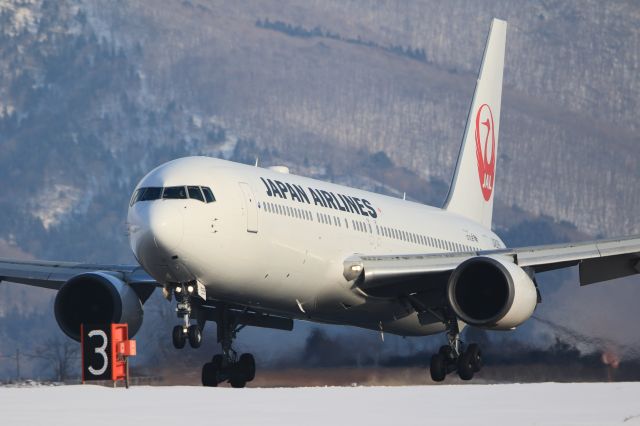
[
  {"left": 168, "top": 283, "right": 293, "bottom": 388},
  {"left": 171, "top": 284, "right": 203, "bottom": 349},
  {"left": 430, "top": 323, "right": 483, "bottom": 382},
  {"left": 201, "top": 307, "right": 255, "bottom": 388}
]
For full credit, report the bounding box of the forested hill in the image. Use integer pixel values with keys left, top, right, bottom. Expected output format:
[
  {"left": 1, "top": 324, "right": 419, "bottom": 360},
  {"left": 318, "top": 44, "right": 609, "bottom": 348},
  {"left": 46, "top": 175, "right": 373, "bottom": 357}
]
[{"left": 0, "top": 1, "right": 638, "bottom": 379}]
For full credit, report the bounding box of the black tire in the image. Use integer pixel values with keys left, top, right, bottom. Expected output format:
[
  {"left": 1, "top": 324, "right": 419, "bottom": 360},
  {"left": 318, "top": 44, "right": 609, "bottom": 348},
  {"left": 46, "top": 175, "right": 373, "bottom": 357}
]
[
  {"left": 172, "top": 325, "right": 186, "bottom": 349},
  {"left": 211, "top": 354, "right": 223, "bottom": 369},
  {"left": 467, "top": 343, "right": 482, "bottom": 373},
  {"left": 457, "top": 349, "right": 475, "bottom": 381},
  {"left": 438, "top": 345, "right": 452, "bottom": 358},
  {"left": 187, "top": 325, "right": 202, "bottom": 349},
  {"left": 430, "top": 353, "right": 447, "bottom": 382},
  {"left": 229, "top": 371, "right": 247, "bottom": 388},
  {"left": 239, "top": 353, "right": 256, "bottom": 382},
  {"left": 202, "top": 362, "right": 218, "bottom": 387}
]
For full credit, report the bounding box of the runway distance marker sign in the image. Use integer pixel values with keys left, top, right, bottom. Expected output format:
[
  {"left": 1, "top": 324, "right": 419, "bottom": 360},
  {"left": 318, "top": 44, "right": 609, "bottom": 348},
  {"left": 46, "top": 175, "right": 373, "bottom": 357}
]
[{"left": 81, "top": 323, "right": 136, "bottom": 386}]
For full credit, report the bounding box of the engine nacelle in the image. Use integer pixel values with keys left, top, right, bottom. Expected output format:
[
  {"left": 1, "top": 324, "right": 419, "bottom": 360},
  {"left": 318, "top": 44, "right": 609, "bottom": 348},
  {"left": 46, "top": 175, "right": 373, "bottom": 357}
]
[
  {"left": 447, "top": 256, "right": 538, "bottom": 330},
  {"left": 54, "top": 272, "right": 144, "bottom": 341}
]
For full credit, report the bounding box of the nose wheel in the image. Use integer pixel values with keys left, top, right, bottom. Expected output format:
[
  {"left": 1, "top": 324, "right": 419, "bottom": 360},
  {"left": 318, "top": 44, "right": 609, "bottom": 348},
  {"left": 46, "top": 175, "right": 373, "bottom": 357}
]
[{"left": 171, "top": 284, "right": 203, "bottom": 349}]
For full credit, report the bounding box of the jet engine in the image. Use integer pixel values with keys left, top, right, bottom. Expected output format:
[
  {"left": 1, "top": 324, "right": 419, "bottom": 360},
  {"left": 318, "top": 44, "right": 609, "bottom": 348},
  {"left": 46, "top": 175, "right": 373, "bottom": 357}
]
[
  {"left": 447, "top": 256, "right": 538, "bottom": 330},
  {"left": 54, "top": 272, "right": 144, "bottom": 341}
]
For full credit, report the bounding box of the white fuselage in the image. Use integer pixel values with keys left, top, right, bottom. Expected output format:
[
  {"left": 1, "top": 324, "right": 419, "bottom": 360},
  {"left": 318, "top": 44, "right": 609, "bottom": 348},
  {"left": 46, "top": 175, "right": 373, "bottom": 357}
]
[{"left": 127, "top": 157, "right": 505, "bottom": 336}]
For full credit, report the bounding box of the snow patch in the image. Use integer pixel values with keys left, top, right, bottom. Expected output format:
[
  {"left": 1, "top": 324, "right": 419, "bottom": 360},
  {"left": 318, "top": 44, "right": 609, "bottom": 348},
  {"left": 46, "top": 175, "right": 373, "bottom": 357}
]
[
  {"left": 0, "top": 0, "right": 41, "bottom": 37},
  {"left": 30, "top": 183, "right": 83, "bottom": 230}
]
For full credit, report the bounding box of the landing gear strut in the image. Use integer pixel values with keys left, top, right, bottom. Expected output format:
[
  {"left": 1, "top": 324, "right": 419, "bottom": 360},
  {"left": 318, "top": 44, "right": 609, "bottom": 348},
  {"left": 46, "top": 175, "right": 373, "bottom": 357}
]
[
  {"left": 430, "top": 321, "right": 483, "bottom": 382},
  {"left": 171, "top": 284, "right": 202, "bottom": 349},
  {"left": 201, "top": 305, "right": 256, "bottom": 388}
]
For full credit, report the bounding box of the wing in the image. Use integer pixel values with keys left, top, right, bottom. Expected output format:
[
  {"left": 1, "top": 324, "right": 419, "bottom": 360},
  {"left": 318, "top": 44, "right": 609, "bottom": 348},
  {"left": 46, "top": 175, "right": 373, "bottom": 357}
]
[
  {"left": 0, "top": 257, "right": 158, "bottom": 290},
  {"left": 344, "top": 235, "right": 640, "bottom": 297}
]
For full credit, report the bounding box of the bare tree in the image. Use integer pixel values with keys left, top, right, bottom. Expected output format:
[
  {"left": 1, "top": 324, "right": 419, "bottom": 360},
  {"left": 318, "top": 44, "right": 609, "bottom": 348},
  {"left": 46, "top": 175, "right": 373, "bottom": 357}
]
[{"left": 32, "top": 337, "right": 80, "bottom": 382}]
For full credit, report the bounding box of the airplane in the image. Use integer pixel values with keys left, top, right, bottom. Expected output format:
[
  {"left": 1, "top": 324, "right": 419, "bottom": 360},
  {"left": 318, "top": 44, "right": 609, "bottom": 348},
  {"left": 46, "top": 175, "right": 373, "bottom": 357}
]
[{"left": 1, "top": 19, "right": 638, "bottom": 388}]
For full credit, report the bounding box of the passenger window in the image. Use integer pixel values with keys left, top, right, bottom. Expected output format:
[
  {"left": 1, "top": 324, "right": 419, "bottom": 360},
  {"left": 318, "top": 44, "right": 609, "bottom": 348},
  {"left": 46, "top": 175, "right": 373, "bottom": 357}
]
[
  {"left": 188, "top": 186, "right": 205, "bottom": 202},
  {"left": 201, "top": 187, "right": 216, "bottom": 203},
  {"left": 140, "top": 187, "right": 162, "bottom": 201}
]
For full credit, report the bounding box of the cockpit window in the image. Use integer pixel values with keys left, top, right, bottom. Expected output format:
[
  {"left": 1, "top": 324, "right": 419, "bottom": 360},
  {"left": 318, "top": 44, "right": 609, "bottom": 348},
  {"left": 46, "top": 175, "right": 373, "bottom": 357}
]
[
  {"left": 131, "top": 185, "right": 213, "bottom": 205},
  {"left": 139, "top": 187, "right": 162, "bottom": 202},
  {"left": 130, "top": 188, "right": 143, "bottom": 206},
  {"left": 162, "top": 186, "right": 187, "bottom": 199},
  {"left": 188, "top": 186, "right": 204, "bottom": 202},
  {"left": 201, "top": 186, "right": 215, "bottom": 203}
]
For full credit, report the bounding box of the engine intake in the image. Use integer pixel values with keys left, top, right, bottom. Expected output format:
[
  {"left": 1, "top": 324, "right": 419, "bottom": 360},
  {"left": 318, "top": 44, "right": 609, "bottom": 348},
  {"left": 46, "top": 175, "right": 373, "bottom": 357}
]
[
  {"left": 54, "top": 272, "right": 144, "bottom": 341},
  {"left": 447, "top": 256, "right": 538, "bottom": 330}
]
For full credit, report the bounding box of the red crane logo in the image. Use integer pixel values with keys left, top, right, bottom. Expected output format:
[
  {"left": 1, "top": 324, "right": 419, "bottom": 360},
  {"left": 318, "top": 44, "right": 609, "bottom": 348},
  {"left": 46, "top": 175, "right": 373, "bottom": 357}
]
[{"left": 474, "top": 103, "right": 496, "bottom": 201}]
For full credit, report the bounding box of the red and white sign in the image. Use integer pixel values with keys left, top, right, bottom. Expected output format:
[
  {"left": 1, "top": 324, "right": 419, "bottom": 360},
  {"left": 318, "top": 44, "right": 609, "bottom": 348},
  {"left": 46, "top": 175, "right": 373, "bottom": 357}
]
[{"left": 474, "top": 103, "right": 495, "bottom": 201}]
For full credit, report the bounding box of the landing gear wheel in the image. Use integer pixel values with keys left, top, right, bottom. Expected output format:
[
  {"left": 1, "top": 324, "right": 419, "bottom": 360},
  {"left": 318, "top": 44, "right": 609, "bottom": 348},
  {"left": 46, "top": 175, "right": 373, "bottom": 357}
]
[
  {"left": 239, "top": 353, "right": 256, "bottom": 382},
  {"left": 457, "top": 349, "right": 475, "bottom": 381},
  {"left": 172, "top": 325, "right": 186, "bottom": 349},
  {"left": 212, "top": 354, "right": 223, "bottom": 369},
  {"left": 188, "top": 325, "right": 202, "bottom": 348},
  {"left": 430, "top": 353, "right": 447, "bottom": 382},
  {"left": 229, "top": 376, "right": 247, "bottom": 388},
  {"left": 439, "top": 345, "right": 452, "bottom": 357},
  {"left": 202, "top": 362, "right": 218, "bottom": 387},
  {"left": 467, "top": 343, "right": 482, "bottom": 373}
]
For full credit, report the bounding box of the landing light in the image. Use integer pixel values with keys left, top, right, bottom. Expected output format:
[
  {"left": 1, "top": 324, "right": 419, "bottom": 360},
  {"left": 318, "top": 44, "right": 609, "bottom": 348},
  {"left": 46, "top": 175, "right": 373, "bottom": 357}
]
[
  {"left": 175, "top": 287, "right": 182, "bottom": 293},
  {"left": 187, "top": 285, "right": 194, "bottom": 293}
]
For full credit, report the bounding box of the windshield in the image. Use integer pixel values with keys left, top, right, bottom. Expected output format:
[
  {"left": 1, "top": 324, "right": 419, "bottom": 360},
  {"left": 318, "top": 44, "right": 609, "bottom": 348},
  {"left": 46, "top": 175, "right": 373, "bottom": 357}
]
[
  {"left": 131, "top": 186, "right": 216, "bottom": 205},
  {"left": 162, "top": 186, "right": 187, "bottom": 199}
]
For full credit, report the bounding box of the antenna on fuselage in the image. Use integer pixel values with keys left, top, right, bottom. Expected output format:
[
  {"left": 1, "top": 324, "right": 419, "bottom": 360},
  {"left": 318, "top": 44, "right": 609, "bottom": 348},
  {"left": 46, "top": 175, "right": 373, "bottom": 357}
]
[
  {"left": 254, "top": 157, "right": 259, "bottom": 167},
  {"left": 403, "top": 192, "right": 406, "bottom": 200}
]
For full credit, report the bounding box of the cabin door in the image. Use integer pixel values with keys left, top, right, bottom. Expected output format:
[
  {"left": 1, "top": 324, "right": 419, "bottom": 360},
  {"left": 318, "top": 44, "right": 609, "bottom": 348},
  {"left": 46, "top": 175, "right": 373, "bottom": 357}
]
[{"left": 239, "top": 182, "right": 258, "bottom": 233}]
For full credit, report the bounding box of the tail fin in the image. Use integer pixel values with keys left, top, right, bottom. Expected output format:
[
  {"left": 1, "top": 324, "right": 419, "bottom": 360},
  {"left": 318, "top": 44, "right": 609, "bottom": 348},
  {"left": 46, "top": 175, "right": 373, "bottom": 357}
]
[{"left": 443, "top": 19, "right": 506, "bottom": 229}]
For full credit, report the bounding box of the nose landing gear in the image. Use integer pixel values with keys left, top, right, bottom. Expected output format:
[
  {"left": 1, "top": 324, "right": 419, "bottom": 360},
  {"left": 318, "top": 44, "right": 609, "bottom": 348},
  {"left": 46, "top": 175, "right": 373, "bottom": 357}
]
[
  {"left": 430, "top": 323, "right": 483, "bottom": 382},
  {"left": 171, "top": 284, "right": 203, "bottom": 349}
]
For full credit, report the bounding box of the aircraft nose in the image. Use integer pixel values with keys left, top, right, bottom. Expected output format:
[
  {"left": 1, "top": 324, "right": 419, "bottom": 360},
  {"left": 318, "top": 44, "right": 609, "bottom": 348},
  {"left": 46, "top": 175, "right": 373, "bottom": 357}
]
[{"left": 148, "top": 201, "right": 184, "bottom": 253}]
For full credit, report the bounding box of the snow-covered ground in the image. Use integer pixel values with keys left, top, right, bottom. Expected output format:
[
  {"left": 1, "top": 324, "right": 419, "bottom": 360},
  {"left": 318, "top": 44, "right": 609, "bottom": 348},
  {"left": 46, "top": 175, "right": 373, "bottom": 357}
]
[{"left": 1, "top": 383, "right": 639, "bottom": 425}]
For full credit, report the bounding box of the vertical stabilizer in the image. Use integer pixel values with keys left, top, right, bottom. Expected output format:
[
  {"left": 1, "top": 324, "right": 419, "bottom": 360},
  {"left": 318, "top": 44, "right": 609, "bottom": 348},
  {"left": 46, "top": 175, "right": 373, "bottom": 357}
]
[{"left": 443, "top": 19, "right": 506, "bottom": 229}]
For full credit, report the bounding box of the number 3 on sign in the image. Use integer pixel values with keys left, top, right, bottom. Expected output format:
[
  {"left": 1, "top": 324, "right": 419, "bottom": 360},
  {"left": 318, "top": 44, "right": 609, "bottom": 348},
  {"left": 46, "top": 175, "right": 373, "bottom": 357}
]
[
  {"left": 81, "top": 324, "right": 113, "bottom": 381},
  {"left": 87, "top": 330, "right": 108, "bottom": 376}
]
